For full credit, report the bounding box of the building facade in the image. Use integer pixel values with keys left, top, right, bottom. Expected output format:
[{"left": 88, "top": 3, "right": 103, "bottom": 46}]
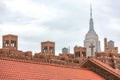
[
  {"left": 2, "top": 34, "right": 18, "bottom": 50},
  {"left": 74, "top": 46, "right": 86, "bottom": 58},
  {"left": 41, "top": 41, "right": 55, "bottom": 55}
]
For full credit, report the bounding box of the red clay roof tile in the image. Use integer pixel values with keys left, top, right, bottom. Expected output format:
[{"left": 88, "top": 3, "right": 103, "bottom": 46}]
[{"left": 0, "top": 58, "right": 105, "bottom": 80}]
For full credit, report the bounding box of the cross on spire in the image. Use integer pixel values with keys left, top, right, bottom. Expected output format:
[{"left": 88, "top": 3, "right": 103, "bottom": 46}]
[{"left": 89, "top": 43, "right": 95, "bottom": 57}]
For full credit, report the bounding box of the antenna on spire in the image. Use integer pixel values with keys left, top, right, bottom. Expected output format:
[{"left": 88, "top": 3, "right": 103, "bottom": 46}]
[{"left": 90, "top": 2, "right": 92, "bottom": 18}]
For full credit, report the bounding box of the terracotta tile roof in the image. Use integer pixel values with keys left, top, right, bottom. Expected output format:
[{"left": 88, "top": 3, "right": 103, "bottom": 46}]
[
  {"left": 0, "top": 58, "right": 105, "bottom": 80},
  {"left": 91, "top": 59, "right": 120, "bottom": 77}
]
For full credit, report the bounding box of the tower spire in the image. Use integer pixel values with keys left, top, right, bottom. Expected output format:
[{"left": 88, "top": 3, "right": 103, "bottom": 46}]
[{"left": 88, "top": 3, "right": 96, "bottom": 34}]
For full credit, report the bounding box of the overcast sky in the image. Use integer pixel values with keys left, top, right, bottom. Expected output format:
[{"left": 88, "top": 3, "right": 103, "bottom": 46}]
[{"left": 0, "top": 0, "right": 120, "bottom": 55}]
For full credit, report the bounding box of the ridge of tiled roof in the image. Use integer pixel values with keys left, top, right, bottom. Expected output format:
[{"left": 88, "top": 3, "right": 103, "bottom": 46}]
[
  {"left": 80, "top": 57, "right": 120, "bottom": 79},
  {"left": 0, "top": 57, "right": 82, "bottom": 69},
  {"left": 91, "top": 59, "right": 120, "bottom": 77}
]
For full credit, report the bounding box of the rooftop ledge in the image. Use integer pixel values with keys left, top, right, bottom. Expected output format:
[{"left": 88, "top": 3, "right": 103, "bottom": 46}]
[{"left": 0, "top": 57, "right": 88, "bottom": 70}]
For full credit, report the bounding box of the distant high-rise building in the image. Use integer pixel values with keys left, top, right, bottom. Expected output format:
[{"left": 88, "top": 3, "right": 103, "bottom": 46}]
[
  {"left": 84, "top": 4, "right": 101, "bottom": 56},
  {"left": 108, "top": 40, "right": 114, "bottom": 48},
  {"left": 62, "top": 47, "right": 69, "bottom": 54}
]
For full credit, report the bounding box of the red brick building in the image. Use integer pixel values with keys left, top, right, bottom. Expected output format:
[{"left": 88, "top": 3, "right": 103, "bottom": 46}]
[
  {"left": 95, "top": 38, "right": 120, "bottom": 70},
  {"left": 74, "top": 45, "right": 86, "bottom": 58},
  {"left": 41, "top": 41, "right": 55, "bottom": 55},
  {"left": 0, "top": 34, "right": 32, "bottom": 60}
]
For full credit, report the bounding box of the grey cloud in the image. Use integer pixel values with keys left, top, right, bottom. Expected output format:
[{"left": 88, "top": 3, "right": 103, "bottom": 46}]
[
  {"left": 108, "top": 0, "right": 120, "bottom": 19},
  {"left": 42, "top": 8, "right": 89, "bottom": 32},
  {"left": 0, "top": 2, "right": 36, "bottom": 25}
]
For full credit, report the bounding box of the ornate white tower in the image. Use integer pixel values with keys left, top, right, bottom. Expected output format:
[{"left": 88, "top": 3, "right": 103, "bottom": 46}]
[{"left": 84, "top": 4, "right": 101, "bottom": 56}]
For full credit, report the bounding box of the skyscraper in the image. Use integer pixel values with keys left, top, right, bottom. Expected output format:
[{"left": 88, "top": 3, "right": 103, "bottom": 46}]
[{"left": 84, "top": 4, "right": 101, "bottom": 56}]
